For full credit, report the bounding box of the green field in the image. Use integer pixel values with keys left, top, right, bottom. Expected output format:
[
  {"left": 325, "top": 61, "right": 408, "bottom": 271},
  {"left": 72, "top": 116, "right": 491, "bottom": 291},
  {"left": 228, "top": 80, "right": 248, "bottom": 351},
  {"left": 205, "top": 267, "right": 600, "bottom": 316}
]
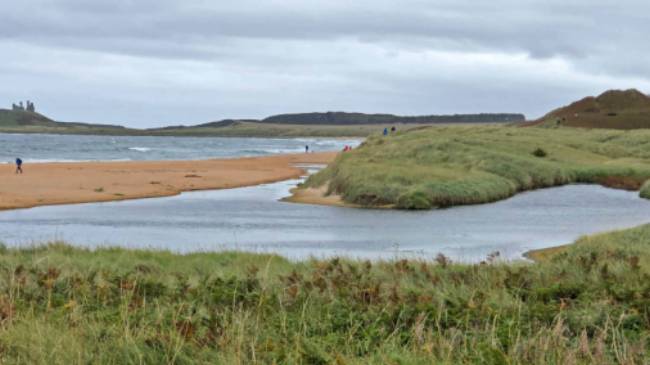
[
  {"left": 0, "top": 121, "right": 423, "bottom": 138},
  {"left": 304, "top": 125, "right": 650, "bottom": 209},
  {"left": 0, "top": 224, "right": 648, "bottom": 363},
  {"left": 147, "top": 121, "right": 423, "bottom": 138}
]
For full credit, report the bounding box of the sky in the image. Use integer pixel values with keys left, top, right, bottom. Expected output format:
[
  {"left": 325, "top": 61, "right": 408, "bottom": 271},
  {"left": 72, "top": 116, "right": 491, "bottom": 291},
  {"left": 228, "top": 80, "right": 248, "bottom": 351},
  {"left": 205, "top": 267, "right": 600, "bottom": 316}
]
[{"left": 1, "top": 0, "right": 649, "bottom": 128}]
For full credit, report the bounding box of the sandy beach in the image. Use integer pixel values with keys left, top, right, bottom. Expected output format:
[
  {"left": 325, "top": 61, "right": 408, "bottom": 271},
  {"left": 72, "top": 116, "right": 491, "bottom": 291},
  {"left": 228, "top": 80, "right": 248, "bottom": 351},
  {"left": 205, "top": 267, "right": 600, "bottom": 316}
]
[{"left": 0, "top": 152, "right": 336, "bottom": 210}]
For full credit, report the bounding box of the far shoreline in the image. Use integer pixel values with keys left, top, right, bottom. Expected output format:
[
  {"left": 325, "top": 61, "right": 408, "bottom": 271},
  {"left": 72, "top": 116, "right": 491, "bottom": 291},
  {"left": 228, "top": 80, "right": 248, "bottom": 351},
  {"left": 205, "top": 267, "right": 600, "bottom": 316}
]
[{"left": 0, "top": 129, "right": 368, "bottom": 140}]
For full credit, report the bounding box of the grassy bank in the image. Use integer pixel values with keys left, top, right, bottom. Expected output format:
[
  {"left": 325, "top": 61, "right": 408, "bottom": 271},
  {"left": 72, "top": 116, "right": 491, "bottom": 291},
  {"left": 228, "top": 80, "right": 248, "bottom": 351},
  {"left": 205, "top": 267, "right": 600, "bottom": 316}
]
[
  {"left": 304, "top": 125, "right": 650, "bottom": 209},
  {"left": 526, "top": 223, "right": 650, "bottom": 264},
  {"left": 0, "top": 226, "right": 650, "bottom": 363},
  {"left": 641, "top": 181, "right": 650, "bottom": 199}
]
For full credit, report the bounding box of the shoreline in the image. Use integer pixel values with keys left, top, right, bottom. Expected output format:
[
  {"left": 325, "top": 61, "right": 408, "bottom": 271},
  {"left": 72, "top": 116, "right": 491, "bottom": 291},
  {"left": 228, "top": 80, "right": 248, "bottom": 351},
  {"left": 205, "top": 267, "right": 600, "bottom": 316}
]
[
  {"left": 523, "top": 243, "right": 572, "bottom": 262},
  {"left": 282, "top": 186, "right": 352, "bottom": 207},
  {"left": 0, "top": 152, "right": 337, "bottom": 211},
  {"left": 283, "top": 185, "right": 396, "bottom": 209}
]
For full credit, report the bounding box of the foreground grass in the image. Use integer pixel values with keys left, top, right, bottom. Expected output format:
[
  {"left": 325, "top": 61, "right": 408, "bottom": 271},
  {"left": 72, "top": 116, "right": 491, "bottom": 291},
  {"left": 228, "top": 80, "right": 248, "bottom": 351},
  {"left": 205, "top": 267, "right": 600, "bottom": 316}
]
[
  {"left": 0, "top": 226, "right": 650, "bottom": 363},
  {"left": 305, "top": 125, "right": 650, "bottom": 209}
]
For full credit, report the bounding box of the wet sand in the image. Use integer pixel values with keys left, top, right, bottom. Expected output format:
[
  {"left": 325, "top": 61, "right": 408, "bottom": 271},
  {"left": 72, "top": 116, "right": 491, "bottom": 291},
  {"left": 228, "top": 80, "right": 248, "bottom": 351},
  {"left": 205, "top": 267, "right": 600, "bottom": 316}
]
[
  {"left": 0, "top": 152, "right": 336, "bottom": 210},
  {"left": 282, "top": 186, "right": 350, "bottom": 207}
]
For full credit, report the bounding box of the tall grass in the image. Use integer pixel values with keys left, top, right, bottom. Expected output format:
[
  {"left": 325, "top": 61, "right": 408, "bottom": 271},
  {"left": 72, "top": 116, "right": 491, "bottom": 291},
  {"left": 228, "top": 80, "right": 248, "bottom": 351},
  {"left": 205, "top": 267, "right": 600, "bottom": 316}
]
[
  {"left": 305, "top": 125, "right": 650, "bottom": 209},
  {"left": 0, "top": 227, "right": 649, "bottom": 363}
]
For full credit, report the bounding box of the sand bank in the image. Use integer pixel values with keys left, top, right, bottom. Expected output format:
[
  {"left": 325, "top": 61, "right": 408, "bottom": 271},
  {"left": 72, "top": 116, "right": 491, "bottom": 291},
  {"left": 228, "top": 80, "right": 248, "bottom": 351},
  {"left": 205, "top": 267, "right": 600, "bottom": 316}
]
[
  {"left": 0, "top": 152, "right": 336, "bottom": 210},
  {"left": 523, "top": 244, "right": 572, "bottom": 262},
  {"left": 283, "top": 185, "right": 397, "bottom": 209},
  {"left": 282, "top": 186, "right": 349, "bottom": 207}
]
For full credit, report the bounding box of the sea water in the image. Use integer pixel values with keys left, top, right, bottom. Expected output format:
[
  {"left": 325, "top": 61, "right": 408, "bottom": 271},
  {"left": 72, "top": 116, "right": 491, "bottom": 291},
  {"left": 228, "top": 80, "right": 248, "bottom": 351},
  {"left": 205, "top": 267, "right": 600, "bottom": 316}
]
[{"left": 0, "top": 133, "right": 361, "bottom": 162}]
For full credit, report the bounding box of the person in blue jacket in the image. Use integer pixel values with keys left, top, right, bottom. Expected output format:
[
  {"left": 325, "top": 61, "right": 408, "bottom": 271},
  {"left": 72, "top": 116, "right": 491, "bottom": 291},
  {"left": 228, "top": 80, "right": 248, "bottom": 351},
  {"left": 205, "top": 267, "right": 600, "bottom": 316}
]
[{"left": 15, "top": 158, "right": 23, "bottom": 174}]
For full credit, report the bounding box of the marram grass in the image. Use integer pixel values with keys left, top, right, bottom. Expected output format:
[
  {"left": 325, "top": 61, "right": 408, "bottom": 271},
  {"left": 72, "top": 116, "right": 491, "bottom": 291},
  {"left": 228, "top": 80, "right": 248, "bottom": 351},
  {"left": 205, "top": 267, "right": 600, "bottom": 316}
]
[
  {"left": 305, "top": 125, "right": 650, "bottom": 209},
  {"left": 0, "top": 227, "right": 649, "bottom": 364}
]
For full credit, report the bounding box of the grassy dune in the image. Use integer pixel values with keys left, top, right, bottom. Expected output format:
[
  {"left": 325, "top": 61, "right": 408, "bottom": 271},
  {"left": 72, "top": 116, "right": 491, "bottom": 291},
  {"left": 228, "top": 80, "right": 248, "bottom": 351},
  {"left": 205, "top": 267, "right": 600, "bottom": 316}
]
[
  {"left": 305, "top": 125, "right": 650, "bottom": 209},
  {"left": 0, "top": 226, "right": 649, "bottom": 363}
]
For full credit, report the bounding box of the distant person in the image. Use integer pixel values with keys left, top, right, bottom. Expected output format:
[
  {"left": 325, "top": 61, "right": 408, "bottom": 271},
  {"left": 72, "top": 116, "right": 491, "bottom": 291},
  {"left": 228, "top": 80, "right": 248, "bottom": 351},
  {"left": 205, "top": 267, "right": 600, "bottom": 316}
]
[
  {"left": 305, "top": 145, "right": 309, "bottom": 153},
  {"left": 391, "top": 126, "right": 396, "bottom": 133},
  {"left": 383, "top": 128, "right": 388, "bottom": 136},
  {"left": 15, "top": 158, "right": 23, "bottom": 174}
]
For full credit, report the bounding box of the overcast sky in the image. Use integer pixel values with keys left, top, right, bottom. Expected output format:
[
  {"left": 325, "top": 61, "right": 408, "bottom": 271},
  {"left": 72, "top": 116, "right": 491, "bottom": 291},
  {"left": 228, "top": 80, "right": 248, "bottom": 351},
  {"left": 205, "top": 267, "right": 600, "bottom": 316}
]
[{"left": 1, "top": 0, "right": 649, "bottom": 128}]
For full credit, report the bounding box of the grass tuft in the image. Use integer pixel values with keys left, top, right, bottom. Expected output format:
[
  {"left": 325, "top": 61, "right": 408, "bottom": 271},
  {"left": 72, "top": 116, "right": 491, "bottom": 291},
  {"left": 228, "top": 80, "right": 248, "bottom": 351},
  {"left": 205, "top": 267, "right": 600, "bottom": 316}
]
[
  {"left": 532, "top": 147, "right": 547, "bottom": 157},
  {"left": 641, "top": 180, "right": 650, "bottom": 199}
]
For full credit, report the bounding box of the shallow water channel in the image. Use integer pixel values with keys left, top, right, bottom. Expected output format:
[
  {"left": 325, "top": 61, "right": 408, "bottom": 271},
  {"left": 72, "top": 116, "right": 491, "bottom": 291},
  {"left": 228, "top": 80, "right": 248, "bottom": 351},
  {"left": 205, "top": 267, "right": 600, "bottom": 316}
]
[{"left": 1, "top": 176, "right": 649, "bottom": 262}]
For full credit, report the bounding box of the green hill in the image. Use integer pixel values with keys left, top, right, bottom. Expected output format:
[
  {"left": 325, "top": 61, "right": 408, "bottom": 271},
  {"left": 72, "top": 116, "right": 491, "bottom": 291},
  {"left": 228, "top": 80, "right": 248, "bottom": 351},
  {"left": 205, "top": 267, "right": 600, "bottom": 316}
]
[
  {"left": 0, "top": 109, "right": 59, "bottom": 128},
  {"left": 146, "top": 112, "right": 525, "bottom": 137},
  {"left": 0, "top": 109, "right": 138, "bottom": 135},
  {"left": 532, "top": 89, "right": 650, "bottom": 129},
  {"left": 261, "top": 111, "right": 525, "bottom": 125}
]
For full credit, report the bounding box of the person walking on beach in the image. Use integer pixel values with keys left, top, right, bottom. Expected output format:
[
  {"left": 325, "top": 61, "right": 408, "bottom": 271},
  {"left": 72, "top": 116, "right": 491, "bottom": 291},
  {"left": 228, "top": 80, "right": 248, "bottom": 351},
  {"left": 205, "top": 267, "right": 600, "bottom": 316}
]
[
  {"left": 15, "top": 158, "right": 23, "bottom": 174},
  {"left": 305, "top": 145, "right": 309, "bottom": 153}
]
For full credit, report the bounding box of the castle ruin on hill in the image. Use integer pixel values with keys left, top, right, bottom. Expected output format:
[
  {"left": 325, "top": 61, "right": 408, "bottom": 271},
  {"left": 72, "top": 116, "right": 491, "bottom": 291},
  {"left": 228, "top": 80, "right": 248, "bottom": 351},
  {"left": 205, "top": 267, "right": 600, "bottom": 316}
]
[{"left": 11, "top": 100, "right": 35, "bottom": 112}]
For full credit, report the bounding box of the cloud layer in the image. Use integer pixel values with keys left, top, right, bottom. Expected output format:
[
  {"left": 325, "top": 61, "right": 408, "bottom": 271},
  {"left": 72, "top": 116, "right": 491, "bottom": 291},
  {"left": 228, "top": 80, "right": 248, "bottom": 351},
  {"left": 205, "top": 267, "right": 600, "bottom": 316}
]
[{"left": 1, "top": 0, "right": 648, "bottom": 127}]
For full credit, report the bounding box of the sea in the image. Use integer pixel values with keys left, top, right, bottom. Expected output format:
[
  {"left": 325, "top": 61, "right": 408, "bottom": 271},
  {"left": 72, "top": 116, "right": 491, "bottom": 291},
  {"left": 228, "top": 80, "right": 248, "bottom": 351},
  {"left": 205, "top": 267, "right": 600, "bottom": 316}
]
[{"left": 0, "top": 133, "right": 361, "bottom": 163}]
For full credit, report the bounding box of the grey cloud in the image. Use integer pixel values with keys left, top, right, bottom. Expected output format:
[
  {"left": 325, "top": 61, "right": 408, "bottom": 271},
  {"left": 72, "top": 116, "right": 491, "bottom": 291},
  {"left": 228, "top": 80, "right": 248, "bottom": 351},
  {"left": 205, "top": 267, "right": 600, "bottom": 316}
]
[
  {"left": 0, "top": 0, "right": 649, "bottom": 127},
  {"left": 2, "top": 1, "right": 644, "bottom": 53}
]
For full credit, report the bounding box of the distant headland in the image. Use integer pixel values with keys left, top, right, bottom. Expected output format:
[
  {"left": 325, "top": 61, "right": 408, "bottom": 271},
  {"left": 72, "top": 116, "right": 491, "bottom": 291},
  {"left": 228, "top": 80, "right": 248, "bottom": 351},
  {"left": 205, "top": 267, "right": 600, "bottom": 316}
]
[
  {"left": 2, "top": 89, "right": 648, "bottom": 137},
  {"left": 0, "top": 106, "right": 526, "bottom": 137}
]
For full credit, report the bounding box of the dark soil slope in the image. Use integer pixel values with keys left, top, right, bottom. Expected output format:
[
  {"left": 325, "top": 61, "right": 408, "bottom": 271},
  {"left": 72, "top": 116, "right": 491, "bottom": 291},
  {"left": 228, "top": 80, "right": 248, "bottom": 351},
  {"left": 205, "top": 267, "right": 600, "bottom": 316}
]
[{"left": 533, "top": 89, "right": 650, "bottom": 129}]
